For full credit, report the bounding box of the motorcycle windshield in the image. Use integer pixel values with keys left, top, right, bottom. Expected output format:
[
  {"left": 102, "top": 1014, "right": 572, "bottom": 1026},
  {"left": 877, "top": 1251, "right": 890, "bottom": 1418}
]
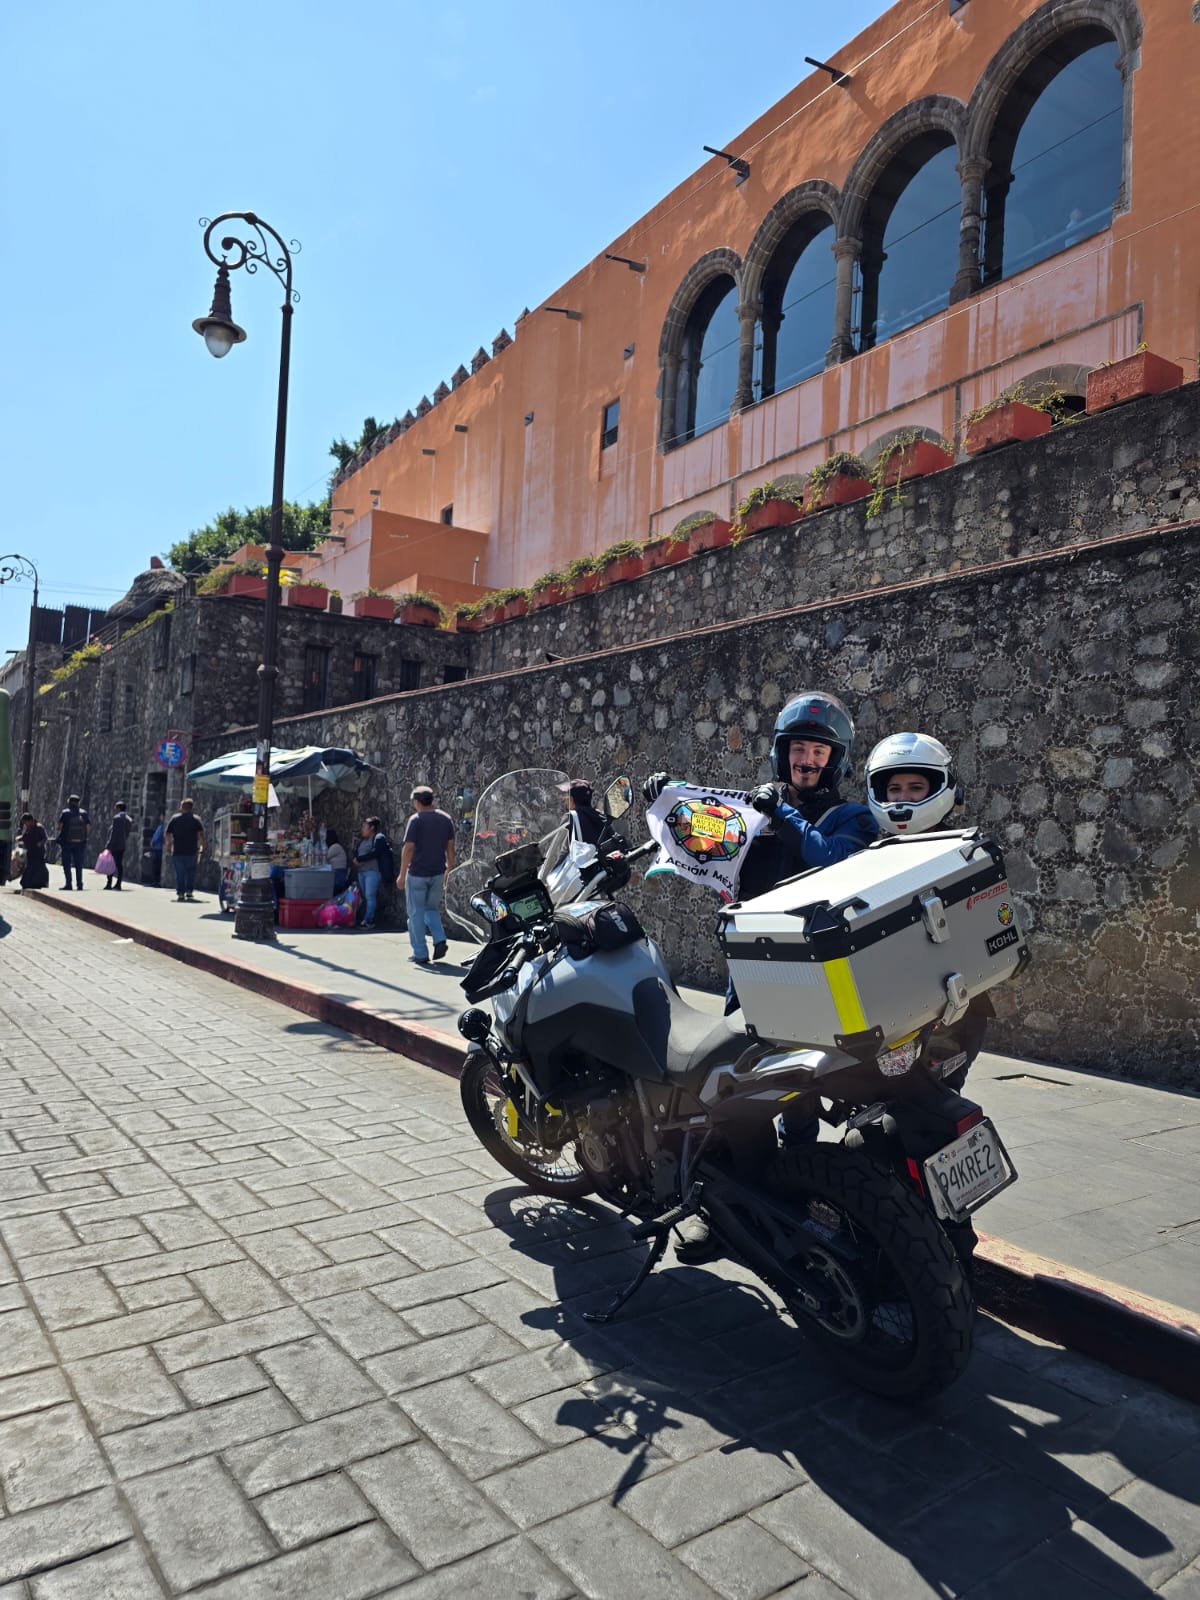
[{"left": 444, "top": 767, "right": 570, "bottom": 941}]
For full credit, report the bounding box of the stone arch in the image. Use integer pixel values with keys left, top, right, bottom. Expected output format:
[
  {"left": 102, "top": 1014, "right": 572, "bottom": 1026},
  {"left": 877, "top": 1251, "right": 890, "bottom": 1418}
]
[
  {"left": 965, "top": 0, "right": 1142, "bottom": 167},
  {"left": 859, "top": 423, "right": 950, "bottom": 469},
  {"left": 839, "top": 96, "right": 967, "bottom": 242},
  {"left": 658, "top": 248, "right": 742, "bottom": 448},
  {"left": 1009, "top": 362, "right": 1092, "bottom": 403},
  {"left": 740, "top": 180, "right": 842, "bottom": 311},
  {"left": 657, "top": 248, "right": 743, "bottom": 365}
]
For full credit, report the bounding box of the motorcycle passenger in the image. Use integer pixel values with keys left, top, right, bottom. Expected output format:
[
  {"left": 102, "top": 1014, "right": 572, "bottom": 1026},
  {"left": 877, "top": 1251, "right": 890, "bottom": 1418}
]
[
  {"left": 561, "top": 779, "right": 607, "bottom": 847},
  {"left": 865, "top": 731, "right": 992, "bottom": 1088},
  {"left": 644, "top": 691, "right": 878, "bottom": 1259}
]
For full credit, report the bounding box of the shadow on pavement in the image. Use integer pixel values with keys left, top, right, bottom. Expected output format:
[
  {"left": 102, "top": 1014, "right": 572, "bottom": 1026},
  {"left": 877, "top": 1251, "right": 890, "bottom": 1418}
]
[{"left": 483, "top": 1187, "right": 1199, "bottom": 1597}]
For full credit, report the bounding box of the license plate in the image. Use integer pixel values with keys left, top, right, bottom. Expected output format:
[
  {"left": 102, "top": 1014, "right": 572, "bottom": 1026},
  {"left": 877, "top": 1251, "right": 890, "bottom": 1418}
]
[{"left": 923, "top": 1119, "right": 1016, "bottom": 1221}]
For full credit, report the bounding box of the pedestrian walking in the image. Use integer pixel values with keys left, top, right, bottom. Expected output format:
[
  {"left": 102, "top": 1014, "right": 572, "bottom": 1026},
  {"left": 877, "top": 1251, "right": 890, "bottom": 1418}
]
[
  {"left": 165, "top": 798, "right": 205, "bottom": 901},
  {"left": 17, "top": 813, "right": 48, "bottom": 892},
  {"left": 397, "top": 786, "right": 455, "bottom": 965},
  {"left": 149, "top": 811, "right": 166, "bottom": 885},
  {"left": 56, "top": 795, "right": 90, "bottom": 890},
  {"left": 104, "top": 802, "right": 133, "bottom": 890}
]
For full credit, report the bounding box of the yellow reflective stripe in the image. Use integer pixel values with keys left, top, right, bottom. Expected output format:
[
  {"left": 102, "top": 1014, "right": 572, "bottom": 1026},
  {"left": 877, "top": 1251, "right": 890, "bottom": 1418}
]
[
  {"left": 503, "top": 1099, "right": 519, "bottom": 1138},
  {"left": 824, "top": 958, "right": 868, "bottom": 1035}
]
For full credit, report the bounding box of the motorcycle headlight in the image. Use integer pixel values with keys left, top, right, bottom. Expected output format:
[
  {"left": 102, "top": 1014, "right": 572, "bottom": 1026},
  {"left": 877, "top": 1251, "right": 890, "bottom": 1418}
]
[{"left": 877, "top": 1034, "right": 921, "bottom": 1078}]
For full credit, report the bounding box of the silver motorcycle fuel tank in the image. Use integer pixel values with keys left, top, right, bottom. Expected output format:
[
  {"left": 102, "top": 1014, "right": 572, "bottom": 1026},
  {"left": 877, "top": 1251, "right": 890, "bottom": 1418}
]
[{"left": 518, "top": 939, "right": 678, "bottom": 1083}]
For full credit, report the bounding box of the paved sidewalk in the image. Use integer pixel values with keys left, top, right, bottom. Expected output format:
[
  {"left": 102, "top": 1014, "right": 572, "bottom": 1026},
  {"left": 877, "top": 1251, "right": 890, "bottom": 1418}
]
[
  {"left": 22, "top": 880, "right": 1200, "bottom": 1324},
  {"left": 1, "top": 895, "right": 1199, "bottom": 1598}
]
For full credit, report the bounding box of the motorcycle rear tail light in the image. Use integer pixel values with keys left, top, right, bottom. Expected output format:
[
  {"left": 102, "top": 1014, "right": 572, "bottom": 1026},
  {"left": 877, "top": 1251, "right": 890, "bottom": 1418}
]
[
  {"left": 905, "top": 1157, "right": 924, "bottom": 1193},
  {"left": 955, "top": 1109, "right": 984, "bottom": 1136}
]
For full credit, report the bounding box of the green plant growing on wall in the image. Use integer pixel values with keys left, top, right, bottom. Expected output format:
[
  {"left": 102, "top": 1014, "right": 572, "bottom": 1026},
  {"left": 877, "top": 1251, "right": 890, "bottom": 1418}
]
[
  {"left": 44, "top": 641, "right": 103, "bottom": 691},
  {"left": 865, "top": 430, "right": 952, "bottom": 520},
  {"left": 958, "top": 378, "right": 1077, "bottom": 442},
  {"left": 671, "top": 511, "right": 719, "bottom": 538},
  {"left": 805, "top": 452, "right": 868, "bottom": 501},
  {"left": 562, "top": 555, "right": 601, "bottom": 583},
  {"left": 593, "top": 540, "right": 642, "bottom": 569},
  {"left": 529, "top": 569, "right": 568, "bottom": 594},
  {"left": 730, "top": 478, "right": 807, "bottom": 543},
  {"left": 118, "top": 601, "right": 174, "bottom": 641}
]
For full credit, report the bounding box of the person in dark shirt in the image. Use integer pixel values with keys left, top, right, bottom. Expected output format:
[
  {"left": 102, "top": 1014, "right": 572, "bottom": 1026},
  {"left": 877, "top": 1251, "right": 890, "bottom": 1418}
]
[
  {"left": 397, "top": 786, "right": 456, "bottom": 965},
  {"left": 57, "top": 795, "right": 90, "bottom": 890},
  {"left": 561, "top": 779, "right": 607, "bottom": 846},
  {"left": 18, "top": 814, "right": 48, "bottom": 891},
  {"left": 104, "top": 802, "right": 134, "bottom": 891},
  {"left": 165, "top": 798, "right": 205, "bottom": 902}
]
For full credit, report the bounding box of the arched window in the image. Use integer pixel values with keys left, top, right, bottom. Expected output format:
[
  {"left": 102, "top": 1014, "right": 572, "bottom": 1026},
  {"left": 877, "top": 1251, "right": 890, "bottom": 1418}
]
[
  {"left": 856, "top": 137, "right": 962, "bottom": 352},
  {"left": 753, "top": 216, "right": 836, "bottom": 400},
  {"left": 982, "top": 34, "right": 1123, "bottom": 284},
  {"left": 675, "top": 276, "right": 739, "bottom": 443}
]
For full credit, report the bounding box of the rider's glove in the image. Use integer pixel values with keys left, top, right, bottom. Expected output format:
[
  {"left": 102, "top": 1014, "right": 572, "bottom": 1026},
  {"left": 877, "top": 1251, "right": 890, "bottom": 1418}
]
[
  {"left": 749, "top": 783, "right": 780, "bottom": 817},
  {"left": 642, "top": 772, "right": 672, "bottom": 804}
]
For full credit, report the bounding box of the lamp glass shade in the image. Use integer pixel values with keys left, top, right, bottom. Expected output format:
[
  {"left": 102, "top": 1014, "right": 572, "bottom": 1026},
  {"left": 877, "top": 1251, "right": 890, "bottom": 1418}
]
[{"left": 202, "top": 322, "right": 236, "bottom": 359}]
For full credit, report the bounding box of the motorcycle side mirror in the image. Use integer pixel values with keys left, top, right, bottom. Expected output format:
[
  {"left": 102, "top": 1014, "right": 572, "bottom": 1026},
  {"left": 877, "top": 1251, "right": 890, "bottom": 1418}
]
[{"left": 604, "top": 776, "right": 633, "bottom": 821}]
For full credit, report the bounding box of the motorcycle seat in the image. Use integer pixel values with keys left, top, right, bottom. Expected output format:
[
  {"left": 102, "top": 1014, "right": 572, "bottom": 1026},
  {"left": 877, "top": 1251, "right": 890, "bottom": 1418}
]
[{"left": 659, "top": 987, "right": 747, "bottom": 1081}]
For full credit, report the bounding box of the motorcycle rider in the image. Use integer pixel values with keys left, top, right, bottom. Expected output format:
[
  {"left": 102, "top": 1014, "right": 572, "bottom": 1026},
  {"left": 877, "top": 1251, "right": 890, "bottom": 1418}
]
[
  {"left": 644, "top": 690, "right": 878, "bottom": 1258},
  {"left": 865, "top": 731, "right": 992, "bottom": 1088}
]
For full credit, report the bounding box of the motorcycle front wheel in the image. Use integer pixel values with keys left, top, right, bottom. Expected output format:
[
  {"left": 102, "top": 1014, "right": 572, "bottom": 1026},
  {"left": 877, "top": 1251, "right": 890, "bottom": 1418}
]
[
  {"left": 460, "top": 1053, "right": 595, "bottom": 1199},
  {"left": 764, "top": 1146, "right": 974, "bottom": 1401}
]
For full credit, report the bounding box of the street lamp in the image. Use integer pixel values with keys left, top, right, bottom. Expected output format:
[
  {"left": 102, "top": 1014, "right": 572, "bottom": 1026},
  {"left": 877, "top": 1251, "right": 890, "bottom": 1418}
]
[
  {"left": 0, "top": 552, "right": 41, "bottom": 808},
  {"left": 193, "top": 211, "right": 298, "bottom": 942}
]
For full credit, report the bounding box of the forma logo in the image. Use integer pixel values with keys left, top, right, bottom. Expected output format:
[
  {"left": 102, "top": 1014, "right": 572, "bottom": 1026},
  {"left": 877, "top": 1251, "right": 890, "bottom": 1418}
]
[{"left": 967, "top": 881, "right": 1009, "bottom": 911}]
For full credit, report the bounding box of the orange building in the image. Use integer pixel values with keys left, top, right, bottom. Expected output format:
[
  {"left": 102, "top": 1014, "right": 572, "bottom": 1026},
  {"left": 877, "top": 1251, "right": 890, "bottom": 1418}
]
[{"left": 307, "top": 0, "right": 1192, "bottom": 600}]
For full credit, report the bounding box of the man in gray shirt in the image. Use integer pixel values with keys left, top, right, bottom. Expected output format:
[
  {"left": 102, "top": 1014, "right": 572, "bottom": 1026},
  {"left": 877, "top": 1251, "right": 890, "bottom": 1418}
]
[{"left": 397, "top": 786, "right": 456, "bottom": 965}]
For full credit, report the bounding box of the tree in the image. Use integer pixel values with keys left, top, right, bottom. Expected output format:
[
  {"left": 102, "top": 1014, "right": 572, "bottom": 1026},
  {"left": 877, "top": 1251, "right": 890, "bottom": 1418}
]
[
  {"left": 166, "top": 499, "right": 331, "bottom": 576},
  {"left": 328, "top": 416, "right": 389, "bottom": 473}
]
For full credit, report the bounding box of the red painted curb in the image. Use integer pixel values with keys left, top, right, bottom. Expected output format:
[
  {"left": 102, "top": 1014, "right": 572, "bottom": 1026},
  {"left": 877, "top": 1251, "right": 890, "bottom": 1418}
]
[{"left": 28, "top": 889, "right": 1200, "bottom": 1401}]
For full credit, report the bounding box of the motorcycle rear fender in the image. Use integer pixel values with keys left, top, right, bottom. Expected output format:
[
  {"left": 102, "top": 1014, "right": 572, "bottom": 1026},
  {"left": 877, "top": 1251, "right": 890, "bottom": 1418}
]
[{"left": 847, "top": 1080, "right": 984, "bottom": 1166}]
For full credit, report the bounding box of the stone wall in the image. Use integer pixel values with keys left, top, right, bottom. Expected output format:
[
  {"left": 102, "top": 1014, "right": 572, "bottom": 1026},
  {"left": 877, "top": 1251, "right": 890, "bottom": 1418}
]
[
  {"left": 207, "top": 523, "right": 1200, "bottom": 1086},
  {"left": 466, "top": 383, "right": 1200, "bottom": 675}
]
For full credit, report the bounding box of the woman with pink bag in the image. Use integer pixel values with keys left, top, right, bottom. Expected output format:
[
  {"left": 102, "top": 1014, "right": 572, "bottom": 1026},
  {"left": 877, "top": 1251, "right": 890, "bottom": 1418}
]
[{"left": 100, "top": 801, "right": 133, "bottom": 891}]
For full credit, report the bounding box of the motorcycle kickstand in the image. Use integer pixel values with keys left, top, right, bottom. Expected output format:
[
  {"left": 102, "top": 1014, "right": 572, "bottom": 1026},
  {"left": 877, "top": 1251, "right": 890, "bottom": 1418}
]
[{"left": 580, "top": 1185, "right": 703, "bottom": 1326}]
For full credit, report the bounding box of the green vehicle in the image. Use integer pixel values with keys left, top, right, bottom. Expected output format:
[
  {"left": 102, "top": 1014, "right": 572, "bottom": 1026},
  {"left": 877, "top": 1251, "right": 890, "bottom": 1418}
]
[{"left": 0, "top": 689, "right": 14, "bottom": 881}]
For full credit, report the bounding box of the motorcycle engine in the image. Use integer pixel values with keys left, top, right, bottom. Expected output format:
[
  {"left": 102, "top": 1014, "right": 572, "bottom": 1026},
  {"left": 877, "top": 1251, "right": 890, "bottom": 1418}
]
[{"left": 572, "top": 1085, "right": 652, "bottom": 1210}]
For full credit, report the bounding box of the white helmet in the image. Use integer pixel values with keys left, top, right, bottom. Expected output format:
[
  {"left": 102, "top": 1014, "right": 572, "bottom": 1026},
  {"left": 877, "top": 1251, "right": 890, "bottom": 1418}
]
[{"left": 866, "top": 732, "right": 961, "bottom": 835}]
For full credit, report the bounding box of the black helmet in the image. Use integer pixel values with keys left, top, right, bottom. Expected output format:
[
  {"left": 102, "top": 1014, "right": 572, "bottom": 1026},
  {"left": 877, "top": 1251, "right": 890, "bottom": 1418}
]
[{"left": 771, "top": 692, "right": 855, "bottom": 788}]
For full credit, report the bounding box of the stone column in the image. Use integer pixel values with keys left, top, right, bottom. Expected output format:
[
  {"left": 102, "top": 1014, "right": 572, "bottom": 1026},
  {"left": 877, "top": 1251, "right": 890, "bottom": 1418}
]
[
  {"left": 951, "top": 156, "right": 990, "bottom": 304},
  {"left": 658, "top": 353, "right": 680, "bottom": 449},
  {"left": 732, "top": 298, "right": 762, "bottom": 413},
  {"left": 826, "top": 237, "right": 861, "bottom": 367}
]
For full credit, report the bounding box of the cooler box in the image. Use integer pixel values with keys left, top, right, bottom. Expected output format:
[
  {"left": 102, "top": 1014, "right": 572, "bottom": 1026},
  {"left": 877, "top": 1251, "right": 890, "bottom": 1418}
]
[
  {"left": 283, "top": 866, "right": 334, "bottom": 900},
  {"left": 718, "top": 829, "right": 1028, "bottom": 1051},
  {"left": 278, "top": 896, "right": 324, "bottom": 929}
]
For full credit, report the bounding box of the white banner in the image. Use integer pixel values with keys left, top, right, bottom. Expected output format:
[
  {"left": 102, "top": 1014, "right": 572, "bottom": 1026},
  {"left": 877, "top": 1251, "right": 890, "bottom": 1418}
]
[{"left": 644, "top": 784, "right": 770, "bottom": 903}]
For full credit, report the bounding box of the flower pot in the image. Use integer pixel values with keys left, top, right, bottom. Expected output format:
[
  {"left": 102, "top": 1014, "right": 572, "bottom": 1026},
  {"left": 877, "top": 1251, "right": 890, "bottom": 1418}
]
[
  {"left": 570, "top": 569, "right": 604, "bottom": 596},
  {"left": 642, "top": 538, "right": 690, "bottom": 571},
  {"left": 285, "top": 584, "right": 328, "bottom": 609},
  {"left": 804, "top": 474, "right": 870, "bottom": 513},
  {"left": 397, "top": 602, "right": 440, "bottom": 627},
  {"left": 743, "top": 498, "right": 804, "bottom": 535},
  {"left": 1086, "top": 352, "right": 1184, "bottom": 414},
  {"left": 222, "top": 574, "right": 267, "bottom": 599},
  {"left": 605, "top": 554, "right": 646, "bottom": 583},
  {"left": 476, "top": 605, "right": 503, "bottom": 628},
  {"left": 530, "top": 583, "right": 569, "bottom": 610},
  {"left": 352, "top": 594, "right": 396, "bottom": 620},
  {"left": 963, "top": 401, "right": 1051, "bottom": 456},
  {"left": 500, "top": 596, "right": 528, "bottom": 621},
  {"left": 882, "top": 440, "right": 954, "bottom": 483},
  {"left": 454, "top": 613, "right": 483, "bottom": 632},
  {"left": 686, "top": 518, "right": 733, "bottom": 554}
]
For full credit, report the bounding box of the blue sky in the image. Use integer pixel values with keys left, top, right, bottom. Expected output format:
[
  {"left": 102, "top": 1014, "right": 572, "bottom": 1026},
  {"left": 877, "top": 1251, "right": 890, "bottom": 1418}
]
[{"left": 0, "top": 0, "right": 882, "bottom": 655}]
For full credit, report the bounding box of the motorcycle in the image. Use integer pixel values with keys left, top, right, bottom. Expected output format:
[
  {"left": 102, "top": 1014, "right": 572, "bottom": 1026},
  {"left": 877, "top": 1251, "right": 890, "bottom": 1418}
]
[{"left": 455, "top": 770, "right": 1019, "bottom": 1401}]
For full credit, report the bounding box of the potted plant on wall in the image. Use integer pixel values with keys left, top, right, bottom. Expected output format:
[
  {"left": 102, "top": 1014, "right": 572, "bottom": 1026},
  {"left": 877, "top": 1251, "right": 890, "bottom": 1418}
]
[
  {"left": 641, "top": 527, "right": 691, "bottom": 571},
  {"left": 1085, "top": 345, "right": 1184, "bottom": 414},
  {"left": 350, "top": 588, "right": 397, "bottom": 621},
  {"left": 453, "top": 599, "right": 485, "bottom": 632},
  {"left": 961, "top": 388, "right": 1053, "bottom": 456},
  {"left": 593, "top": 539, "right": 646, "bottom": 584},
  {"left": 284, "top": 575, "right": 329, "bottom": 609},
  {"left": 803, "top": 453, "right": 870, "bottom": 513},
  {"left": 197, "top": 560, "right": 268, "bottom": 600},
  {"left": 866, "top": 430, "right": 953, "bottom": 518},
  {"left": 674, "top": 511, "right": 733, "bottom": 554},
  {"left": 731, "top": 479, "right": 806, "bottom": 541},
  {"left": 562, "top": 555, "right": 603, "bottom": 597},
  {"left": 396, "top": 590, "right": 443, "bottom": 626},
  {"left": 528, "top": 570, "right": 570, "bottom": 609}
]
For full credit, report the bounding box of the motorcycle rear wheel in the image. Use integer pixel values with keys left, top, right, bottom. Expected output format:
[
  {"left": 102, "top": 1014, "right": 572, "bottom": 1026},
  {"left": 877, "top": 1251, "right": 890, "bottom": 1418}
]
[
  {"left": 460, "top": 1053, "right": 595, "bottom": 1199},
  {"left": 764, "top": 1146, "right": 974, "bottom": 1401}
]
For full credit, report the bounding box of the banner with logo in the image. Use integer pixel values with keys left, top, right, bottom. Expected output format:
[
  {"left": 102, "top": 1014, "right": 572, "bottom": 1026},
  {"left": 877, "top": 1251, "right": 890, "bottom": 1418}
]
[{"left": 644, "top": 783, "right": 770, "bottom": 903}]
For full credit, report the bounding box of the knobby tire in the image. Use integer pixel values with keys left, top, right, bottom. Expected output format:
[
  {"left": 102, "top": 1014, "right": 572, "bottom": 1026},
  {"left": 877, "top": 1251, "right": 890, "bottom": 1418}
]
[{"left": 459, "top": 1052, "right": 595, "bottom": 1199}]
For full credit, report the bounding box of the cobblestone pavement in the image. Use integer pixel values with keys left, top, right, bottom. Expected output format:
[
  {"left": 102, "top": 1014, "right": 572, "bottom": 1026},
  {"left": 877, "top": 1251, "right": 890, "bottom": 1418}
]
[{"left": 1, "top": 896, "right": 1198, "bottom": 1600}]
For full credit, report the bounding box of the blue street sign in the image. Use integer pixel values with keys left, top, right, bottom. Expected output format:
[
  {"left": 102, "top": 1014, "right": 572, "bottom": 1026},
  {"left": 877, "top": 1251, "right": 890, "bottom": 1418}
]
[{"left": 155, "top": 739, "right": 186, "bottom": 769}]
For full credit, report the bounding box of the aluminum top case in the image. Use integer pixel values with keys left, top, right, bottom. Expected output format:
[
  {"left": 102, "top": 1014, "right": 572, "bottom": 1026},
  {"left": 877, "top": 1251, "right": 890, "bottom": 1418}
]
[{"left": 717, "top": 828, "right": 1028, "bottom": 1052}]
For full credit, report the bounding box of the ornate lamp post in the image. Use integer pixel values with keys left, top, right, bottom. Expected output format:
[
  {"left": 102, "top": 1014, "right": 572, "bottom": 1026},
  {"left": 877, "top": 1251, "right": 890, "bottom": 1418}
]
[
  {"left": 0, "top": 553, "right": 41, "bottom": 807},
  {"left": 193, "top": 212, "right": 298, "bottom": 941}
]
